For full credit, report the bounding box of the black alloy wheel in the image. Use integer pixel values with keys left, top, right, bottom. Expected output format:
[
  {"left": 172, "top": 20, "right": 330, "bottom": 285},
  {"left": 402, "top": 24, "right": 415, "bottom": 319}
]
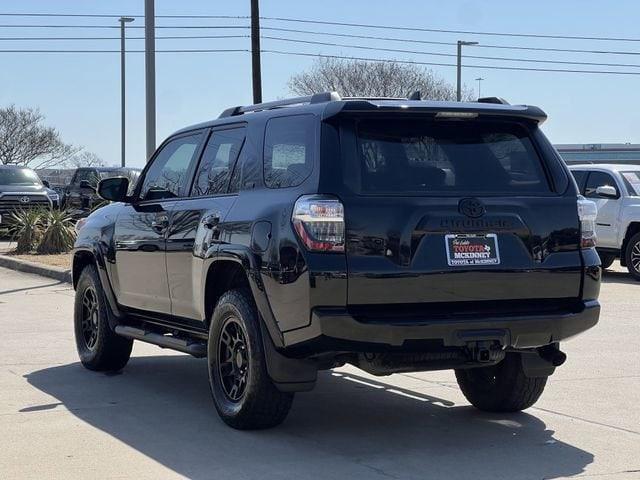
[{"left": 218, "top": 317, "right": 250, "bottom": 402}]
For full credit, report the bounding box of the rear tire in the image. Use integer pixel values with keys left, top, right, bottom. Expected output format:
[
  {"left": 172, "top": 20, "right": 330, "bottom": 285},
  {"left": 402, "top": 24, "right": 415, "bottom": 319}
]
[
  {"left": 598, "top": 252, "right": 616, "bottom": 270},
  {"left": 624, "top": 232, "right": 640, "bottom": 281},
  {"left": 455, "top": 353, "right": 547, "bottom": 412},
  {"left": 208, "top": 289, "right": 294, "bottom": 430},
  {"left": 74, "top": 264, "right": 133, "bottom": 371}
]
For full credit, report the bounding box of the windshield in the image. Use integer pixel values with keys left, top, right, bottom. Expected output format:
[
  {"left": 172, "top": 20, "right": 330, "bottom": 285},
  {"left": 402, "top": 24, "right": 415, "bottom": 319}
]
[
  {"left": 0, "top": 168, "right": 42, "bottom": 186},
  {"left": 350, "top": 119, "right": 551, "bottom": 195},
  {"left": 621, "top": 171, "right": 640, "bottom": 195}
]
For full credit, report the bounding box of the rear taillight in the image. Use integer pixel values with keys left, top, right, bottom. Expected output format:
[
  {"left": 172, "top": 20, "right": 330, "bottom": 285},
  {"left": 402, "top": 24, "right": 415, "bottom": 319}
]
[
  {"left": 292, "top": 195, "right": 345, "bottom": 252},
  {"left": 577, "top": 196, "right": 597, "bottom": 248}
]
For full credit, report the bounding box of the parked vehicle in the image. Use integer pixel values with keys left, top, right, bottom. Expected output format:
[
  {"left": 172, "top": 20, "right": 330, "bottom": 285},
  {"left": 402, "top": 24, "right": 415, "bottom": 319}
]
[
  {"left": 569, "top": 164, "right": 640, "bottom": 280},
  {"left": 0, "top": 165, "right": 59, "bottom": 227},
  {"left": 72, "top": 93, "right": 601, "bottom": 429},
  {"left": 62, "top": 167, "right": 140, "bottom": 217}
]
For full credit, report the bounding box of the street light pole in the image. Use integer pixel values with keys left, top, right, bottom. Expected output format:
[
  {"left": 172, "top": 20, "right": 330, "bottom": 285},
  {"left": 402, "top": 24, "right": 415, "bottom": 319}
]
[
  {"left": 475, "top": 77, "right": 485, "bottom": 99},
  {"left": 144, "top": 0, "right": 156, "bottom": 161},
  {"left": 456, "top": 40, "right": 478, "bottom": 101},
  {"left": 119, "top": 17, "right": 134, "bottom": 168}
]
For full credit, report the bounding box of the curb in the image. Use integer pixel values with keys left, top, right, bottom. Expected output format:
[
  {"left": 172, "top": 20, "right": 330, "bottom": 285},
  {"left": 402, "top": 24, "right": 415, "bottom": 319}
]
[{"left": 0, "top": 254, "right": 72, "bottom": 283}]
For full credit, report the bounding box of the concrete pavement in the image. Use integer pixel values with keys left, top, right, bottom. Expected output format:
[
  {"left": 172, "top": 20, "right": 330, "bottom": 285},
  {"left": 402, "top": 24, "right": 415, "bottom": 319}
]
[{"left": 0, "top": 266, "right": 638, "bottom": 479}]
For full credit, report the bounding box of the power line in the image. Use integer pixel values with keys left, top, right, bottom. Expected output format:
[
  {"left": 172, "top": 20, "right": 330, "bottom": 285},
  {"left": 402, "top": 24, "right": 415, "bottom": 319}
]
[
  {"left": 0, "top": 35, "right": 249, "bottom": 41},
  {"left": 0, "top": 13, "right": 250, "bottom": 19},
  {"left": 261, "top": 16, "right": 640, "bottom": 43},
  {"left": 0, "top": 48, "right": 249, "bottom": 53},
  {"left": 4, "top": 24, "right": 639, "bottom": 57},
  {"left": 261, "top": 35, "right": 640, "bottom": 68},
  {"left": 262, "top": 27, "right": 640, "bottom": 57},
  {"left": 262, "top": 49, "right": 640, "bottom": 76},
  {"left": 0, "top": 24, "right": 248, "bottom": 29}
]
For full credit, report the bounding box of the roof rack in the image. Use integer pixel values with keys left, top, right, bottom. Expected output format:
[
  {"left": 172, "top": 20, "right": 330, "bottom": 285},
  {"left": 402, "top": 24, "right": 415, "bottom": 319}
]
[
  {"left": 477, "top": 97, "right": 510, "bottom": 105},
  {"left": 219, "top": 91, "right": 342, "bottom": 118}
]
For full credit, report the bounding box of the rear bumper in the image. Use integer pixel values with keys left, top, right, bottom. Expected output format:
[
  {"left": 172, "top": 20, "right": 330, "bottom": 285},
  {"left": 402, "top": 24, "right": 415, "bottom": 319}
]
[{"left": 282, "top": 300, "right": 600, "bottom": 351}]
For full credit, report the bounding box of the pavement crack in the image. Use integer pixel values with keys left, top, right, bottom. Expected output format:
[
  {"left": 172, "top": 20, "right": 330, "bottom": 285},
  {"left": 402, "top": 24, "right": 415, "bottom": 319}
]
[{"left": 532, "top": 406, "right": 640, "bottom": 436}]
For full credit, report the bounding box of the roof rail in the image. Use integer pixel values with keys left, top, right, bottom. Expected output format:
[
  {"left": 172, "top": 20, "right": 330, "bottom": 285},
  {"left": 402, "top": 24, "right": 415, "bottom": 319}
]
[
  {"left": 219, "top": 91, "right": 342, "bottom": 118},
  {"left": 477, "top": 97, "right": 510, "bottom": 105}
]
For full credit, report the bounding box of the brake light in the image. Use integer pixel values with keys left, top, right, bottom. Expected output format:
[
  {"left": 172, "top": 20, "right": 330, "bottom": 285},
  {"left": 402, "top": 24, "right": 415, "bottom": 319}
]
[
  {"left": 577, "top": 196, "right": 597, "bottom": 248},
  {"left": 292, "top": 195, "right": 345, "bottom": 252}
]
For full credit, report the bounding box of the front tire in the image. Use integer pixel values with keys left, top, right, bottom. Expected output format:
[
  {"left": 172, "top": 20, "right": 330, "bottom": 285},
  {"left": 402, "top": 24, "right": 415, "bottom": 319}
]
[
  {"left": 74, "top": 265, "right": 133, "bottom": 371},
  {"left": 624, "top": 232, "right": 640, "bottom": 281},
  {"left": 208, "top": 289, "right": 294, "bottom": 430},
  {"left": 455, "top": 353, "right": 547, "bottom": 412}
]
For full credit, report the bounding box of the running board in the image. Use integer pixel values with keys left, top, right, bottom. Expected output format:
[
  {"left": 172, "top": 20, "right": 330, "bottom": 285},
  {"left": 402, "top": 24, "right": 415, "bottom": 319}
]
[{"left": 114, "top": 326, "right": 207, "bottom": 358}]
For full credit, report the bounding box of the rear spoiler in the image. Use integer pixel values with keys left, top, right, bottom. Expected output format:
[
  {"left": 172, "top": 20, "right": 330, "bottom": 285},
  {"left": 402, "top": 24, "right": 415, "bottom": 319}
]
[{"left": 323, "top": 99, "right": 547, "bottom": 125}]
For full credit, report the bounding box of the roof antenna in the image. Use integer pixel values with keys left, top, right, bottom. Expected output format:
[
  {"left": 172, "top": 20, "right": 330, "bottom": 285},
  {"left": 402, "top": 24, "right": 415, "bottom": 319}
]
[{"left": 408, "top": 90, "right": 422, "bottom": 100}]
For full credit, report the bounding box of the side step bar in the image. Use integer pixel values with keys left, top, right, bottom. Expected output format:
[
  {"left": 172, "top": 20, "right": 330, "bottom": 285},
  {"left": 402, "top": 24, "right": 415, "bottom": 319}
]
[{"left": 114, "top": 326, "right": 207, "bottom": 358}]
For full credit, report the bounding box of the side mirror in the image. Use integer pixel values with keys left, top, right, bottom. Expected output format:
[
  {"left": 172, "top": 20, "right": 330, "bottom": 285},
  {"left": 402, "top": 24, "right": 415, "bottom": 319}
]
[
  {"left": 595, "top": 185, "right": 618, "bottom": 199},
  {"left": 97, "top": 177, "right": 129, "bottom": 202},
  {"left": 79, "top": 179, "right": 96, "bottom": 191},
  {"left": 42, "top": 180, "right": 50, "bottom": 188}
]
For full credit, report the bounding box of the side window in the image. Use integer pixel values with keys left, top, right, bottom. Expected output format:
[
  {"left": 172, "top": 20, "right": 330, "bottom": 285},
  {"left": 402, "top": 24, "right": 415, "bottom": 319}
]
[
  {"left": 571, "top": 170, "right": 588, "bottom": 194},
  {"left": 264, "top": 115, "right": 315, "bottom": 188},
  {"left": 585, "top": 171, "right": 619, "bottom": 199},
  {"left": 140, "top": 133, "right": 203, "bottom": 200},
  {"left": 192, "top": 127, "right": 246, "bottom": 197}
]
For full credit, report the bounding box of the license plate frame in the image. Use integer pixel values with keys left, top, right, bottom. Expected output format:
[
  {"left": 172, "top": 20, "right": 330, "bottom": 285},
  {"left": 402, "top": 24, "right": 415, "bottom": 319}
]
[{"left": 445, "top": 233, "right": 500, "bottom": 267}]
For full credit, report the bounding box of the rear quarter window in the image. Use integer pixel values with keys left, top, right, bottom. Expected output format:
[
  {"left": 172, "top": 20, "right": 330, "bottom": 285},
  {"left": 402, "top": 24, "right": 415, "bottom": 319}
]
[
  {"left": 352, "top": 119, "right": 551, "bottom": 195},
  {"left": 263, "top": 115, "right": 315, "bottom": 188}
]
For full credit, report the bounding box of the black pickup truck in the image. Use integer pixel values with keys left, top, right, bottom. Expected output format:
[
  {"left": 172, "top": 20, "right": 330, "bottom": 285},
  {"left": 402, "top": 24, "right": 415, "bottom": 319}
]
[{"left": 72, "top": 93, "right": 601, "bottom": 429}]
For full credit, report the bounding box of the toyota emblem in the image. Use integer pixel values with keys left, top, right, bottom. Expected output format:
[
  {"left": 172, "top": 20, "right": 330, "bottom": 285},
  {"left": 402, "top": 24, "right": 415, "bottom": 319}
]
[
  {"left": 459, "top": 198, "right": 485, "bottom": 218},
  {"left": 19, "top": 196, "right": 31, "bottom": 204}
]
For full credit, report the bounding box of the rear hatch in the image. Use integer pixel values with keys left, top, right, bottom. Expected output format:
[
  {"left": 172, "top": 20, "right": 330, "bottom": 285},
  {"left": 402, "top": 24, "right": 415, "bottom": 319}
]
[{"left": 332, "top": 114, "right": 582, "bottom": 316}]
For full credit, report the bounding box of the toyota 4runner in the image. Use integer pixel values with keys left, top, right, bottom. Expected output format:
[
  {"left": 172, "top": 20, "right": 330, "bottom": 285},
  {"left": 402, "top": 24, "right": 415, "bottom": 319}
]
[{"left": 72, "top": 93, "right": 601, "bottom": 429}]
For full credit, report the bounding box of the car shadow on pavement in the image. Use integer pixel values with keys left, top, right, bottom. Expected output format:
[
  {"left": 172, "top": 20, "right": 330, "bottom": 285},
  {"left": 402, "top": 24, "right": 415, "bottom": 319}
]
[
  {"left": 24, "top": 355, "right": 593, "bottom": 480},
  {"left": 602, "top": 269, "right": 637, "bottom": 285}
]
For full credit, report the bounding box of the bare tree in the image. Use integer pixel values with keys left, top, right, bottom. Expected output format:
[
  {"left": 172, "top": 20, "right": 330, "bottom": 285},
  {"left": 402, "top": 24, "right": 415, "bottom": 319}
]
[
  {"left": 0, "top": 105, "right": 78, "bottom": 168},
  {"left": 289, "top": 58, "right": 474, "bottom": 100},
  {"left": 66, "top": 151, "right": 106, "bottom": 168}
]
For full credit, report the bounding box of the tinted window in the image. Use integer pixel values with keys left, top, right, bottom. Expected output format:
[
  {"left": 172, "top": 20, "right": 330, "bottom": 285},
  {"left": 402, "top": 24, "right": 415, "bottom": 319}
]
[
  {"left": 192, "top": 127, "right": 245, "bottom": 196},
  {"left": 352, "top": 119, "right": 550, "bottom": 194},
  {"left": 264, "top": 115, "right": 315, "bottom": 188},
  {"left": 74, "top": 169, "right": 99, "bottom": 186},
  {"left": 570, "top": 170, "right": 588, "bottom": 194},
  {"left": 585, "top": 171, "right": 618, "bottom": 198},
  {"left": 621, "top": 171, "right": 640, "bottom": 196},
  {"left": 140, "top": 134, "right": 202, "bottom": 200}
]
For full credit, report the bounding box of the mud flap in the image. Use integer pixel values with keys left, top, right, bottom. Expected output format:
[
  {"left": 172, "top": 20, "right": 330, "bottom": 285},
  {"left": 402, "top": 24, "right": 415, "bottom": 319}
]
[
  {"left": 260, "top": 322, "right": 317, "bottom": 392},
  {"left": 520, "top": 351, "right": 556, "bottom": 378}
]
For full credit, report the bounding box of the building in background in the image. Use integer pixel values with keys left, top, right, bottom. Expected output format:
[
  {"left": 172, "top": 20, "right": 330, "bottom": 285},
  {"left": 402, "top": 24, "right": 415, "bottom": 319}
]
[{"left": 555, "top": 143, "right": 640, "bottom": 165}]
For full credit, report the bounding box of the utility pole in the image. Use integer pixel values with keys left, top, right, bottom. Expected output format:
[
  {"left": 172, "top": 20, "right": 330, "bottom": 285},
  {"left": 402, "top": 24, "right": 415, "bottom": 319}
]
[
  {"left": 475, "top": 77, "right": 485, "bottom": 99},
  {"left": 144, "top": 0, "right": 156, "bottom": 160},
  {"left": 457, "top": 40, "right": 478, "bottom": 101},
  {"left": 250, "top": 0, "right": 262, "bottom": 104},
  {"left": 119, "top": 17, "right": 134, "bottom": 168}
]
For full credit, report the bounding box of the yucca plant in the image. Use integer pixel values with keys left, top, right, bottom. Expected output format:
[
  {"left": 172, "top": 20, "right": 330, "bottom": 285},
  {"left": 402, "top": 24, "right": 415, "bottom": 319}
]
[
  {"left": 37, "top": 209, "right": 76, "bottom": 254},
  {"left": 9, "top": 208, "right": 45, "bottom": 253}
]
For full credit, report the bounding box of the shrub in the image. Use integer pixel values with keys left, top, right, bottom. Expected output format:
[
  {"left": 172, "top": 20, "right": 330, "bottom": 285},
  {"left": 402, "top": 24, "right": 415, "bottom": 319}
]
[
  {"left": 9, "top": 208, "right": 44, "bottom": 253},
  {"left": 37, "top": 209, "right": 76, "bottom": 254}
]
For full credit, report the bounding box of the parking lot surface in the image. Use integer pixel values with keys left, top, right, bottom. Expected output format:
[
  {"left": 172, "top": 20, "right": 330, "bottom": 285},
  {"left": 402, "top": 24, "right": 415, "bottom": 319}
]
[{"left": 0, "top": 265, "right": 638, "bottom": 479}]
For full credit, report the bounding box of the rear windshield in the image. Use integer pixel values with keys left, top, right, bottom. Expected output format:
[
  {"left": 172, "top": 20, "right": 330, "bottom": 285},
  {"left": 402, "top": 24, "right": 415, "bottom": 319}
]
[{"left": 350, "top": 119, "right": 551, "bottom": 195}]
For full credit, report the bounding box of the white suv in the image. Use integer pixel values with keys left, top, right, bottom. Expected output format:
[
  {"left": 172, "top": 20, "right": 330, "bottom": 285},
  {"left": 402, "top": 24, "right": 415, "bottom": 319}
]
[{"left": 570, "top": 164, "right": 640, "bottom": 280}]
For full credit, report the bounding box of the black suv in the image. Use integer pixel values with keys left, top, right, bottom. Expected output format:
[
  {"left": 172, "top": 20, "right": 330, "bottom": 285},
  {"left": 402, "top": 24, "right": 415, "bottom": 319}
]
[
  {"left": 72, "top": 93, "right": 601, "bottom": 429},
  {"left": 62, "top": 167, "right": 140, "bottom": 218},
  {"left": 0, "top": 165, "right": 59, "bottom": 227}
]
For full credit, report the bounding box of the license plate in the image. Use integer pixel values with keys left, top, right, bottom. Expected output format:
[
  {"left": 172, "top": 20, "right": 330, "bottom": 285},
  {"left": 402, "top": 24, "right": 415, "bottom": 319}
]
[{"left": 445, "top": 234, "right": 500, "bottom": 266}]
